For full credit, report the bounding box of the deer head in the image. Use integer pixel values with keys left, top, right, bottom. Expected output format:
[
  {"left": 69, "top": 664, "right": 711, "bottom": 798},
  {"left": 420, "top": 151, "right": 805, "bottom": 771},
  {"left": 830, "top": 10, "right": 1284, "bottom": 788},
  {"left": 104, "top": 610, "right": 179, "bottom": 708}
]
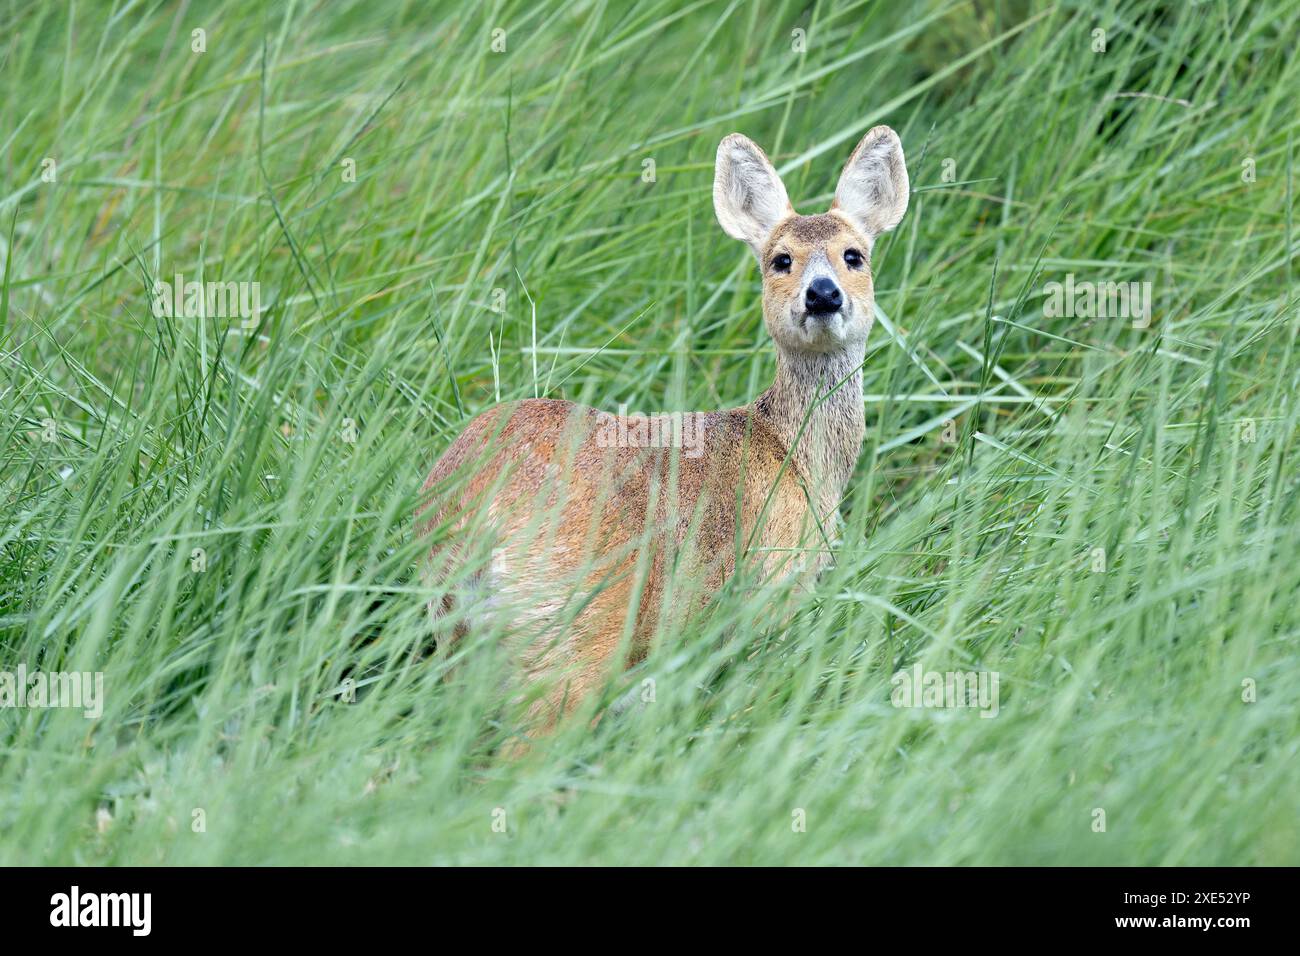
[{"left": 713, "top": 127, "right": 909, "bottom": 358}]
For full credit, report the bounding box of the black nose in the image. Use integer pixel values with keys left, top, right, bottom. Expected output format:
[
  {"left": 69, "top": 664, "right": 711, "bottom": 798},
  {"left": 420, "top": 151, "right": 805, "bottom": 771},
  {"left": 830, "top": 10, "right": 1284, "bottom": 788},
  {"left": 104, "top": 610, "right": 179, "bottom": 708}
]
[{"left": 805, "top": 277, "right": 843, "bottom": 315}]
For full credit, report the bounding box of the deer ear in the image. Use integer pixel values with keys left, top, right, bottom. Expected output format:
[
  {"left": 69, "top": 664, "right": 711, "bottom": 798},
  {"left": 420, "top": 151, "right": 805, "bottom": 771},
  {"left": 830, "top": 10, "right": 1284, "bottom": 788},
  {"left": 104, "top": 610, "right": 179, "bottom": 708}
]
[
  {"left": 832, "top": 126, "right": 909, "bottom": 244},
  {"left": 713, "top": 134, "right": 793, "bottom": 255}
]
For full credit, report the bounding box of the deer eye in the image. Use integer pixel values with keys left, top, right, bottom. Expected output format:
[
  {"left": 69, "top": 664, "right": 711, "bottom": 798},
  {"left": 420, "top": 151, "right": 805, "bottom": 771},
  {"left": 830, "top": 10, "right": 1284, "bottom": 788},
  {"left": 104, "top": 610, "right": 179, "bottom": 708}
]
[
  {"left": 843, "top": 248, "right": 864, "bottom": 269},
  {"left": 771, "top": 253, "right": 792, "bottom": 273}
]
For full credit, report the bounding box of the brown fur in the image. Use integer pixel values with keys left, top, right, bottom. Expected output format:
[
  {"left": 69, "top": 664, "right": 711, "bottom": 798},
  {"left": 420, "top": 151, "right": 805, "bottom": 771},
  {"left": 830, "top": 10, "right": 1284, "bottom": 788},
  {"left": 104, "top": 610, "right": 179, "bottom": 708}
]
[{"left": 416, "top": 128, "right": 908, "bottom": 734}]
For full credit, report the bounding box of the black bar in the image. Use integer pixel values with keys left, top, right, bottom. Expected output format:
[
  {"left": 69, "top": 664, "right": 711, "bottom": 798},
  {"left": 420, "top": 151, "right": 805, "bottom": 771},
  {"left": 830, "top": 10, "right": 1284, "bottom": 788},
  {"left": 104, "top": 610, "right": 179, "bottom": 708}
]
[{"left": 0, "top": 867, "right": 1280, "bottom": 941}]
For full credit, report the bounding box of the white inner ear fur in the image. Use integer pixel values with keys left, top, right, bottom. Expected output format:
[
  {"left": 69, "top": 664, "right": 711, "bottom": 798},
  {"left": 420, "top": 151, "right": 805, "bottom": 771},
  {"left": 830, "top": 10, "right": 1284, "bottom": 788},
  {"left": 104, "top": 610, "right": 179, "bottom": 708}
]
[
  {"left": 832, "top": 126, "right": 909, "bottom": 246},
  {"left": 713, "top": 134, "right": 793, "bottom": 256}
]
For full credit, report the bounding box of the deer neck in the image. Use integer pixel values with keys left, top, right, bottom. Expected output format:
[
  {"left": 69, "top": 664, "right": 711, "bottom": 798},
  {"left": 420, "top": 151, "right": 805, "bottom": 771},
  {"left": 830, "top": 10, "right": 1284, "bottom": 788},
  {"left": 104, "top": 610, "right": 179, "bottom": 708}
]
[{"left": 754, "top": 344, "right": 866, "bottom": 514}]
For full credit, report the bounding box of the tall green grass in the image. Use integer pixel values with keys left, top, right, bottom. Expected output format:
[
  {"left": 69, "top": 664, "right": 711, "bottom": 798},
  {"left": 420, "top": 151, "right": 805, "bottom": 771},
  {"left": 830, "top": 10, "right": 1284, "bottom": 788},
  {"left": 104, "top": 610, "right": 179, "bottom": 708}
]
[{"left": 1, "top": 0, "right": 1297, "bottom": 864}]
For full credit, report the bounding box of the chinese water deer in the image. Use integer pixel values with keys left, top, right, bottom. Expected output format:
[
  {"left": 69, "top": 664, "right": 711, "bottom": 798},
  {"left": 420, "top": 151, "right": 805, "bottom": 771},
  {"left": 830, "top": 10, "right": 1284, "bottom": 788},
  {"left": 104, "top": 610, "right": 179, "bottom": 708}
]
[{"left": 418, "top": 126, "right": 909, "bottom": 732}]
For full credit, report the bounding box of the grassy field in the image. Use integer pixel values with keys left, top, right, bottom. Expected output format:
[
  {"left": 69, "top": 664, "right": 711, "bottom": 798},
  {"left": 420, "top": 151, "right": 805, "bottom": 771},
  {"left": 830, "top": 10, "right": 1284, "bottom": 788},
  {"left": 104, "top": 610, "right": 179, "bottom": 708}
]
[{"left": 1, "top": 0, "right": 1297, "bottom": 865}]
